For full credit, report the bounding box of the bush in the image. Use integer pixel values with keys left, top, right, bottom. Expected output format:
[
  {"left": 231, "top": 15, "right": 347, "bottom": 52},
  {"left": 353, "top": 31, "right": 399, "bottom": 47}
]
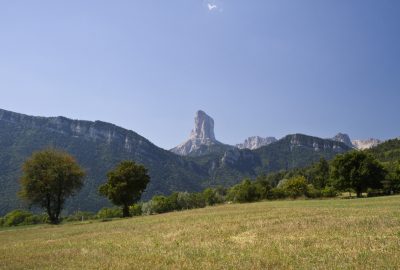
[
  {"left": 129, "top": 204, "right": 142, "bottom": 216},
  {"left": 151, "top": 196, "right": 172, "bottom": 214},
  {"left": 305, "top": 184, "right": 322, "bottom": 198},
  {"left": 321, "top": 186, "right": 338, "bottom": 198},
  {"left": 281, "top": 176, "right": 309, "bottom": 198},
  {"left": 97, "top": 208, "right": 122, "bottom": 219},
  {"left": 176, "top": 192, "right": 192, "bottom": 210},
  {"left": 227, "top": 179, "right": 259, "bottom": 203},
  {"left": 0, "top": 217, "right": 4, "bottom": 227},
  {"left": 141, "top": 201, "right": 154, "bottom": 215},
  {"left": 203, "top": 188, "right": 218, "bottom": 206},
  {"left": 266, "top": 188, "right": 287, "bottom": 200},
  {"left": 3, "top": 210, "right": 33, "bottom": 226}
]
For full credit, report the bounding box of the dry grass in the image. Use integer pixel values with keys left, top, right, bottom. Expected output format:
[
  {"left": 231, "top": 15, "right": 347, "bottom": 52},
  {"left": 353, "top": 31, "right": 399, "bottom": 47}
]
[{"left": 1, "top": 196, "right": 400, "bottom": 269}]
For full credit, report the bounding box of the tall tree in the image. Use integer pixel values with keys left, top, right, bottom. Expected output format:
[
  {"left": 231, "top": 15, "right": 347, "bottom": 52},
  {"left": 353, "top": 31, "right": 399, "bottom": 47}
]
[
  {"left": 330, "top": 151, "right": 386, "bottom": 197},
  {"left": 99, "top": 161, "right": 150, "bottom": 217},
  {"left": 310, "top": 158, "right": 330, "bottom": 189},
  {"left": 19, "top": 149, "right": 85, "bottom": 224}
]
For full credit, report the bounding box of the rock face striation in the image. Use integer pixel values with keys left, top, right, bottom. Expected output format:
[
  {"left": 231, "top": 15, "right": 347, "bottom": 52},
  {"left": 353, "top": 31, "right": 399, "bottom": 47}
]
[
  {"left": 171, "top": 110, "right": 230, "bottom": 156},
  {"left": 236, "top": 136, "right": 277, "bottom": 150}
]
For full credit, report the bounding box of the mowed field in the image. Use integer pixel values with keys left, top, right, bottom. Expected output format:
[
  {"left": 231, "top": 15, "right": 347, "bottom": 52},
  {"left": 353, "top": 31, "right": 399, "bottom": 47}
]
[{"left": 1, "top": 196, "right": 400, "bottom": 270}]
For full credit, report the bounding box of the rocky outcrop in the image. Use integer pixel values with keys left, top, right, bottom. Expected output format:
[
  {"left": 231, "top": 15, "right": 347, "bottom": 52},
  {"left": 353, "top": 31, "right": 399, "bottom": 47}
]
[
  {"left": 352, "top": 139, "right": 382, "bottom": 150},
  {"left": 171, "top": 110, "right": 230, "bottom": 156},
  {"left": 332, "top": 133, "right": 353, "bottom": 148},
  {"left": 331, "top": 131, "right": 382, "bottom": 150},
  {"left": 236, "top": 136, "right": 277, "bottom": 150}
]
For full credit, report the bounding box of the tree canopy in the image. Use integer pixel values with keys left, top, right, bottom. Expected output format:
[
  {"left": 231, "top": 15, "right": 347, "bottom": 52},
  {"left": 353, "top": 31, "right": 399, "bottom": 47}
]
[
  {"left": 19, "top": 149, "right": 85, "bottom": 224},
  {"left": 330, "top": 151, "right": 386, "bottom": 197},
  {"left": 99, "top": 161, "right": 150, "bottom": 217}
]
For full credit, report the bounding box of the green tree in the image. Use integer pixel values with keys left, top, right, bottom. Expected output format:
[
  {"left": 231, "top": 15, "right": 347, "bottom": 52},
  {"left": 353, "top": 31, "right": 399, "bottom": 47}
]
[
  {"left": 384, "top": 161, "right": 400, "bottom": 193},
  {"left": 281, "top": 176, "right": 309, "bottom": 198},
  {"left": 227, "top": 179, "right": 258, "bottom": 203},
  {"left": 310, "top": 158, "right": 330, "bottom": 189},
  {"left": 19, "top": 149, "right": 85, "bottom": 224},
  {"left": 203, "top": 188, "right": 218, "bottom": 206},
  {"left": 99, "top": 161, "right": 150, "bottom": 217},
  {"left": 330, "top": 151, "right": 386, "bottom": 197}
]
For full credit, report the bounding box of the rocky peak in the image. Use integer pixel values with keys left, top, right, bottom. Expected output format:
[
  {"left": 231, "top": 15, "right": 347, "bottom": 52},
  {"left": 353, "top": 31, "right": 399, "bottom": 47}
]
[
  {"left": 236, "top": 136, "right": 277, "bottom": 150},
  {"left": 332, "top": 133, "right": 353, "bottom": 148},
  {"left": 189, "top": 110, "right": 216, "bottom": 143},
  {"left": 171, "top": 110, "right": 228, "bottom": 156}
]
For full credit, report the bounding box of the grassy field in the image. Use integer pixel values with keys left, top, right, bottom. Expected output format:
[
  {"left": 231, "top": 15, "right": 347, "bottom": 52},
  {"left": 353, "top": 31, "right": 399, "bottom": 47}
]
[{"left": 1, "top": 196, "right": 400, "bottom": 269}]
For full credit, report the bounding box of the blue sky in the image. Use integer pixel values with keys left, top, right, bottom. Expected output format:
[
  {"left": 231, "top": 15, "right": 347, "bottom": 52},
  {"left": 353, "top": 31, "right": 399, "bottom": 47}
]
[{"left": 1, "top": 0, "right": 399, "bottom": 149}]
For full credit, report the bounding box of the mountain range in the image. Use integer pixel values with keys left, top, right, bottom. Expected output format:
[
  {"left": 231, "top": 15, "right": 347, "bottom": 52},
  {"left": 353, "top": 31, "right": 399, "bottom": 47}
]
[{"left": 0, "top": 108, "right": 368, "bottom": 215}]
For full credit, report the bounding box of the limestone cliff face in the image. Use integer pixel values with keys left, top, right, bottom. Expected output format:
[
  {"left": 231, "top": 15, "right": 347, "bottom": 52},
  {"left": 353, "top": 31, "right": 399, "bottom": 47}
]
[
  {"left": 171, "top": 110, "right": 231, "bottom": 156},
  {"left": 236, "top": 136, "right": 277, "bottom": 150},
  {"left": 0, "top": 109, "right": 150, "bottom": 153}
]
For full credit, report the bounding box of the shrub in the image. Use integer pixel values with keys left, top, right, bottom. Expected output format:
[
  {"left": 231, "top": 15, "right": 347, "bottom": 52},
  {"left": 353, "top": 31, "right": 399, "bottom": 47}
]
[
  {"left": 3, "top": 210, "right": 33, "bottom": 226},
  {"left": 281, "top": 176, "right": 309, "bottom": 198},
  {"left": 129, "top": 204, "right": 142, "bottom": 216},
  {"left": 97, "top": 208, "right": 122, "bottom": 219},
  {"left": 141, "top": 201, "right": 155, "bottom": 215},
  {"left": 266, "top": 188, "right": 287, "bottom": 200},
  {"left": 321, "top": 186, "right": 338, "bottom": 198},
  {"left": 305, "top": 184, "right": 322, "bottom": 198},
  {"left": 203, "top": 188, "right": 218, "bottom": 206},
  {"left": 151, "top": 196, "right": 172, "bottom": 214},
  {"left": 227, "top": 179, "right": 259, "bottom": 203}
]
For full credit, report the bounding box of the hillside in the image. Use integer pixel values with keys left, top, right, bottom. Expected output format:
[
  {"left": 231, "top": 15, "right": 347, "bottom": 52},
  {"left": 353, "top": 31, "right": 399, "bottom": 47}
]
[
  {"left": 0, "top": 109, "right": 351, "bottom": 215},
  {"left": 367, "top": 138, "right": 400, "bottom": 163},
  {"left": 1, "top": 196, "right": 399, "bottom": 269},
  {"left": 0, "top": 109, "right": 208, "bottom": 215}
]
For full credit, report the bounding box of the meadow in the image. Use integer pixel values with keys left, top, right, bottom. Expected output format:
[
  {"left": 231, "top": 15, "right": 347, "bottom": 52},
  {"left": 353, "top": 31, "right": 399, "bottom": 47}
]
[{"left": 1, "top": 196, "right": 400, "bottom": 269}]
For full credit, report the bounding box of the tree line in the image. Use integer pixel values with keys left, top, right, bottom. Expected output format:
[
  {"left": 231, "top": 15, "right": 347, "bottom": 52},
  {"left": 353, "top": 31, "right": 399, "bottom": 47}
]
[{"left": 1, "top": 148, "right": 399, "bottom": 227}]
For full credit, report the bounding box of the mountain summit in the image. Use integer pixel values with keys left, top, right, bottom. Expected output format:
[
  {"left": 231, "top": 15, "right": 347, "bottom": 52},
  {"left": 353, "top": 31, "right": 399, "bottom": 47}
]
[{"left": 171, "top": 110, "right": 231, "bottom": 156}]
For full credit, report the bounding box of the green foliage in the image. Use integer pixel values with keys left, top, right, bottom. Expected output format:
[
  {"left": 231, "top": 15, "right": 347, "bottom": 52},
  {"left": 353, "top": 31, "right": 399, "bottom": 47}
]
[
  {"left": 96, "top": 207, "right": 122, "bottom": 220},
  {"left": 281, "top": 176, "right": 309, "bottom": 198},
  {"left": 99, "top": 161, "right": 150, "bottom": 217},
  {"left": 384, "top": 161, "right": 400, "bottom": 193},
  {"left": 321, "top": 186, "right": 338, "bottom": 198},
  {"left": 309, "top": 158, "right": 330, "bottom": 189},
  {"left": 129, "top": 204, "right": 142, "bottom": 216},
  {"left": 202, "top": 188, "right": 219, "bottom": 206},
  {"left": 330, "top": 151, "right": 387, "bottom": 197},
  {"left": 151, "top": 196, "right": 173, "bottom": 214},
  {"left": 3, "top": 210, "right": 33, "bottom": 226},
  {"left": 266, "top": 187, "right": 287, "bottom": 200},
  {"left": 305, "top": 184, "right": 322, "bottom": 198},
  {"left": 367, "top": 139, "right": 400, "bottom": 163},
  {"left": 227, "top": 179, "right": 259, "bottom": 203},
  {"left": 1, "top": 210, "right": 46, "bottom": 227},
  {"left": 19, "top": 149, "right": 85, "bottom": 224}
]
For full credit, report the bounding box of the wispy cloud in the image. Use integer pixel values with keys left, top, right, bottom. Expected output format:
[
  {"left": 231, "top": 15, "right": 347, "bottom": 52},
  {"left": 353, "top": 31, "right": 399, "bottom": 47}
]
[{"left": 207, "top": 3, "right": 218, "bottom": 11}]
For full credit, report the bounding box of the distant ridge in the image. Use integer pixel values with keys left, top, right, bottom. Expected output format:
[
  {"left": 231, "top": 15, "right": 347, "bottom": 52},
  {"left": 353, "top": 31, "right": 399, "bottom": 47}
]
[{"left": 0, "top": 108, "right": 352, "bottom": 215}]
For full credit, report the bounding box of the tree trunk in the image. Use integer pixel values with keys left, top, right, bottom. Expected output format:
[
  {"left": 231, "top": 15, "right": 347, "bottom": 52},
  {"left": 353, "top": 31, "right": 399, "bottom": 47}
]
[
  {"left": 122, "top": 205, "right": 130, "bottom": 218},
  {"left": 356, "top": 189, "right": 362, "bottom": 198}
]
